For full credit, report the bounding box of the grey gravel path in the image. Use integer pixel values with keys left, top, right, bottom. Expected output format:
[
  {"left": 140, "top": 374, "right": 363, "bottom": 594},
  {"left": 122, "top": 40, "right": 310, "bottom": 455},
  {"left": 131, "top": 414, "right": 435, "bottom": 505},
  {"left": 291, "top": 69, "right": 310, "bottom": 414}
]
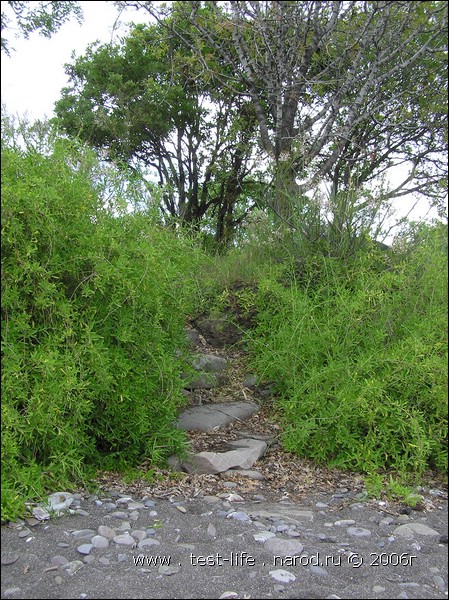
[{"left": 1, "top": 488, "right": 447, "bottom": 599}]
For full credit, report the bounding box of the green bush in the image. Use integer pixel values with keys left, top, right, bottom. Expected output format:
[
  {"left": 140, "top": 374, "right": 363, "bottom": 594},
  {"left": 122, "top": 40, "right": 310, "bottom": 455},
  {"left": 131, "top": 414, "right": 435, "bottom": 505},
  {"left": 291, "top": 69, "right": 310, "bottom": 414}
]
[
  {"left": 249, "top": 231, "right": 448, "bottom": 478},
  {"left": 1, "top": 131, "right": 205, "bottom": 520}
]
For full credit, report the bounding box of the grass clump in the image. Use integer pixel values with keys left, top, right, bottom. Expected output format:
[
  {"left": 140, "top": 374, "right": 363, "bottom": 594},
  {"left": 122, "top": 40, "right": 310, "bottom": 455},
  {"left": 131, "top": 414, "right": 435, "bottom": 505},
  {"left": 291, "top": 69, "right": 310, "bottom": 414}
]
[{"left": 1, "top": 128, "right": 205, "bottom": 521}]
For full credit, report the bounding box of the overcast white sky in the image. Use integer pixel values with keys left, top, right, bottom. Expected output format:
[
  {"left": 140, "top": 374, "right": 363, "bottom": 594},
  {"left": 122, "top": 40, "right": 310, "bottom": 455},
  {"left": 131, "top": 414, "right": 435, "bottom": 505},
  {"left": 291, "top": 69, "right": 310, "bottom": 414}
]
[
  {"left": 1, "top": 1, "right": 146, "bottom": 119},
  {"left": 1, "top": 1, "right": 444, "bottom": 230}
]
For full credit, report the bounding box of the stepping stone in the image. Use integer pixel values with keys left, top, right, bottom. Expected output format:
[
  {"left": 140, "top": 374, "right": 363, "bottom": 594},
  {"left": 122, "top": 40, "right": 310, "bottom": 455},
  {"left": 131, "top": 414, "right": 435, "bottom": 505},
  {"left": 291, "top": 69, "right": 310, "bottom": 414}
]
[
  {"left": 181, "top": 438, "right": 267, "bottom": 475},
  {"left": 176, "top": 401, "right": 259, "bottom": 432}
]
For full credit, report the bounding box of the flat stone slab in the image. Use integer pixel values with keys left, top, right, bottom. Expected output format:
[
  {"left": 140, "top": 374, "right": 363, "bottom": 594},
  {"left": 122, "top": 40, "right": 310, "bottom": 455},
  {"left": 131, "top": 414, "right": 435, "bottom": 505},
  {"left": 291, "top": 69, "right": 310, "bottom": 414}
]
[
  {"left": 176, "top": 401, "right": 259, "bottom": 432},
  {"left": 181, "top": 438, "right": 267, "bottom": 474}
]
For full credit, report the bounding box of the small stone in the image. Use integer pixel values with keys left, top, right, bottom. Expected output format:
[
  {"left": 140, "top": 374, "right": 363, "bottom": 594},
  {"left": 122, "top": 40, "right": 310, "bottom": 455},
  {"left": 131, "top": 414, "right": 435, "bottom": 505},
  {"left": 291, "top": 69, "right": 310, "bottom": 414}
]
[
  {"left": 113, "top": 534, "right": 136, "bottom": 546},
  {"left": 176, "top": 505, "right": 187, "bottom": 513},
  {"left": 347, "top": 527, "right": 372, "bottom": 537},
  {"left": 158, "top": 565, "right": 180, "bottom": 576},
  {"left": 439, "top": 534, "right": 448, "bottom": 544},
  {"left": 73, "top": 529, "right": 95, "bottom": 540},
  {"left": 269, "top": 569, "right": 296, "bottom": 583},
  {"left": 83, "top": 554, "right": 95, "bottom": 564},
  {"left": 310, "top": 565, "right": 329, "bottom": 576},
  {"left": 99, "top": 557, "right": 110, "bottom": 565},
  {"left": 334, "top": 519, "right": 356, "bottom": 527},
  {"left": 3, "top": 588, "right": 22, "bottom": 596},
  {"left": 138, "top": 538, "right": 161, "bottom": 548},
  {"left": 254, "top": 531, "right": 276, "bottom": 542},
  {"left": 433, "top": 576, "right": 446, "bottom": 592},
  {"left": 77, "top": 544, "right": 93, "bottom": 555},
  {"left": 97, "top": 525, "right": 116, "bottom": 539},
  {"left": 393, "top": 523, "right": 440, "bottom": 539},
  {"left": 54, "top": 576, "right": 63, "bottom": 585},
  {"left": 1, "top": 554, "right": 20, "bottom": 565},
  {"left": 203, "top": 496, "right": 221, "bottom": 504},
  {"left": 207, "top": 523, "right": 217, "bottom": 537},
  {"left": 110, "top": 511, "right": 129, "bottom": 519},
  {"left": 61, "top": 560, "right": 84, "bottom": 576},
  {"left": 18, "top": 529, "right": 32, "bottom": 538},
  {"left": 50, "top": 555, "right": 69, "bottom": 566},
  {"left": 131, "top": 530, "right": 147, "bottom": 542},
  {"left": 264, "top": 538, "right": 304, "bottom": 557},
  {"left": 91, "top": 535, "right": 109, "bottom": 549},
  {"left": 227, "top": 511, "right": 251, "bottom": 522}
]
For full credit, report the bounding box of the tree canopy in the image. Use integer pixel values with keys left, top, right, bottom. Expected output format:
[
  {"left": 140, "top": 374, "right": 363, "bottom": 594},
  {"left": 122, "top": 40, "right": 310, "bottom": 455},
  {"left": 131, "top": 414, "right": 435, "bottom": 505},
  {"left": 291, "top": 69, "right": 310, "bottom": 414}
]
[
  {"left": 121, "top": 1, "right": 447, "bottom": 227},
  {"left": 54, "top": 20, "right": 266, "bottom": 245}
]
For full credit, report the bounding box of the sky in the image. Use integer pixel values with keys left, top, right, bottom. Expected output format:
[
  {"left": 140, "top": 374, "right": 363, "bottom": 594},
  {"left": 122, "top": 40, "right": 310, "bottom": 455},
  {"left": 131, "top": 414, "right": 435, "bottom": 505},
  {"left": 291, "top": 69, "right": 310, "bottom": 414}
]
[
  {"left": 1, "top": 1, "right": 146, "bottom": 120},
  {"left": 1, "top": 1, "right": 445, "bottom": 233}
]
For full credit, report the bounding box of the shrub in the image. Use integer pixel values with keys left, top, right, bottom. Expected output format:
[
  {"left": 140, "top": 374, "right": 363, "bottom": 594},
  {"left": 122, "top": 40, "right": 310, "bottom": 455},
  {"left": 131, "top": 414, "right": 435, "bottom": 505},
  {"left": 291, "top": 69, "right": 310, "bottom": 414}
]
[
  {"left": 1, "top": 130, "right": 204, "bottom": 520},
  {"left": 249, "top": 231, "right": 448, "bottom": 478}
]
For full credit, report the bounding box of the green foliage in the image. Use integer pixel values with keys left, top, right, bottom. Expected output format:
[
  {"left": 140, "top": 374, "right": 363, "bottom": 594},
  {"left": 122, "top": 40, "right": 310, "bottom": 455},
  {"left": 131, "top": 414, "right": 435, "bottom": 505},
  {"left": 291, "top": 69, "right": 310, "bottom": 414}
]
[
  {"left": 54, "top": 20, "right": 263, "bottom": 243},
  {"left": 1, "top": 121, "right": 206, "bottom": 520},
  {"left": 248, "top": 227, "right": 447, "bottom": 478},
  {"left": 1, "top": 1, "right": 83, "bottom": 56}
]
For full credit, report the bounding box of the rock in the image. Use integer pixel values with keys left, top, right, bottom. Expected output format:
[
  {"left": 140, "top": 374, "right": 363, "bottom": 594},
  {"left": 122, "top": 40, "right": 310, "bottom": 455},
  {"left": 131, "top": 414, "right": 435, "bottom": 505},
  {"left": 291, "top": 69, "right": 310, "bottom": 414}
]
[
  {"left": 393, "top": 523, "right": 441, "bottom": 540},
  {"left": 47, "top": 492, "right": 74, "bottom": 514},
  {"left": 113, "top": 534, "right": 136, "bottom": 546},
  {"left": 192, "top": 354, "right": 228, "bottom": 373},
  {"left": 91, "top": 535, "right": 109, "bottom": 548},
  {"left": 185, "top": 328, "right": 205, "bottom": 348},
  {"left": 183, "top": 372, "right": 224, "bottom": 390},
  {"left": 1, "top": 554, "right": 20, "bottom": 565},
  {"left": 182, "top": 438, "right": 267, "bottom": 474},
  {"left": 243, "top": 375, "right": 258, "bottom": 388},
  {"left": 97, "top": 525, "right": 116, "bottom": 539},
  {"left": 269, "top": 569, "right": 296, "bottom": 583},
  {"left": 138, "top": 538, "right": 161, "bottom": 548},
  {"left": 264, "top": 538, "right": 304, "bottom": 557},
  {"left": 177, "top": 402, "right": 259, "bottom": 433},
  {"left": 195, "top": 317, "right": 242, "bottom": 348},
  {"left": 228, "top": 469, "right": 265, "bottom": 480},
  {"left": 347, "top": 527, "right": 372, "bottom": 537},
  {"left": 253, "top": 531, "right": 276, "bottom": 542},
  {"left": 61, "top": 560, "right": 84, "bottom": 576}
]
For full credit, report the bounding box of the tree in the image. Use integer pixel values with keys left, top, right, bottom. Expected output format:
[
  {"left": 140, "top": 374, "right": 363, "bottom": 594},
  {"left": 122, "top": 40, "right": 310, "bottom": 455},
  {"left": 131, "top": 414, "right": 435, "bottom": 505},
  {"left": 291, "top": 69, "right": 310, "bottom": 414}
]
[
  {"left": 54, "top": 21, "right": 264, "bottom": 244},
  {"left": 1, "top": 1, "right": 83, "bottom": 56},
  {"left": 124, "top": 1, "right": 447, "bottom": 232}
]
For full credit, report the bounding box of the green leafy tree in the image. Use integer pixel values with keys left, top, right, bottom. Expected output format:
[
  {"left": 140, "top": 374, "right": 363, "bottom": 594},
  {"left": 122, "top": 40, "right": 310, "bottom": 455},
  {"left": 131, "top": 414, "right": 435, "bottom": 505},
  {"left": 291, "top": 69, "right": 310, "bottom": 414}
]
[
  {"left": 54, "top": 21, "right": 264, "bottom": 245},
  {"left": 128, "top": 1, "right": 447, "bottom": 233},
  {"left": 1, "top": 1, "right": 83, "bottom": 56}
]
